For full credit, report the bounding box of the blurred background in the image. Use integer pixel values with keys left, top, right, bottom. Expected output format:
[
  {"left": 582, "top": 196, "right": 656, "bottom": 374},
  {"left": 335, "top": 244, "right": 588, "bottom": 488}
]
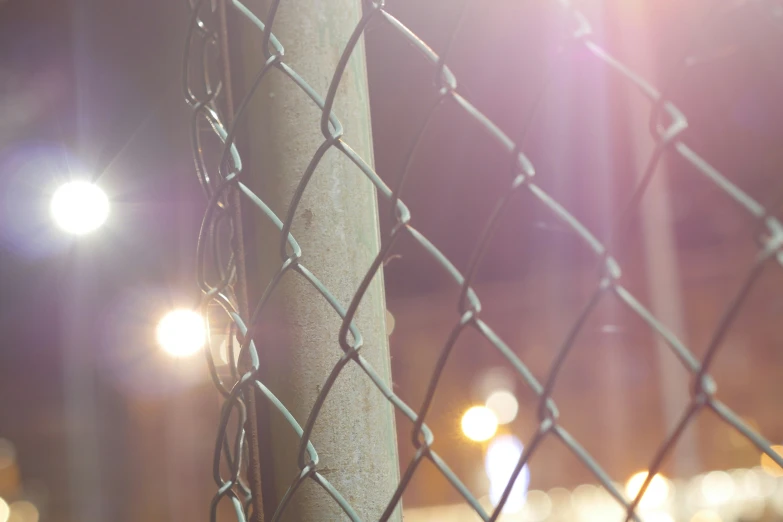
[{"left": 1, "top": 0, "right": 782, "bottom": 521}]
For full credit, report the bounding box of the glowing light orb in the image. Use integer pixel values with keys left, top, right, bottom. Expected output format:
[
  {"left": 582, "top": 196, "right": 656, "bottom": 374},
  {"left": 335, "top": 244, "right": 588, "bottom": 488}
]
[
  {"left": 0, "top": 440, "right": 15, "bottom": 470},
  {"left": 690, "top": 509, "right": 722, "bottom": 522},
  {"left": 522, "top": 490, "right": 551, "bottom": 521},
  {"left": 485, "top": 435, "right": 530, "bottom": 513},
  {"left": 50, "top": 181, "right": 109, "bottom": 235},
  {"left": 625, "top": 471, "right": 671, "bottom": 509},
  {"left": 461, "top": 406, "right": 498, "bottom": 442},
  {"left": 700, "top": 471, "right": 734, "bottom": 506},
  {"left": 8, "top": 501, "right": 37, "bottom": 522},
  {"left": 485, "top": 390, "right": 519, "bottom": 425},
  {"left": 157, "top": 309, "right": 206, "bottom": 358},
  {"left": 642, "top": 512, "right": 674, "bottom": 522},
  {"left": 761, "top": 445, "right": 783, "bottom": 477},
  {"left": 0, "top": 498, "right": 8, "bottom": 522}
]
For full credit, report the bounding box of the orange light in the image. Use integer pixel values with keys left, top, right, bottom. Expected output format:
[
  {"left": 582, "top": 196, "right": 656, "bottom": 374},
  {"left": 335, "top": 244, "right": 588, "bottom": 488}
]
[
  {"left": 760, "top": 445, "right": 783, "bottom": 477},
  {"left": 8, "top": 501, "right": 38, "bottom": 522},
  {"left": 625, "top": 471, "right": 670, "bottom": 509},
  {"left": 156, "top": 309, "right": 206, "bottom": 358},
  {"left": 460, "top": 406, "right": 498, "bottom": 442}
]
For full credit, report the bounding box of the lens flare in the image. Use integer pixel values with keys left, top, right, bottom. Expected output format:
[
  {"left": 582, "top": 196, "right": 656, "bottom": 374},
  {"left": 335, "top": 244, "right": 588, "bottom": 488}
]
[
  {"left": 485, "top": 435, "right": 530, "bottom": 513},
  {"left": 461, "top": 406, "right": 498, "bottom": 442},
  {"left": 157, "top": 309, "right": 206, "bottom": 358},
  {"left": 50, "top": 181, "right": 109, "bottom": 235},
  {"left": 625, "top": 471, "right": 670, "bottom": 509}
]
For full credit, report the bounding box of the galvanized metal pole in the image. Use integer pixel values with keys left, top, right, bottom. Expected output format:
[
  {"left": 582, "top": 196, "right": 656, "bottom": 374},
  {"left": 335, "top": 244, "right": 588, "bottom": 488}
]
[{"left": 237, "top": 1, "right": 401, "bottom": 520}]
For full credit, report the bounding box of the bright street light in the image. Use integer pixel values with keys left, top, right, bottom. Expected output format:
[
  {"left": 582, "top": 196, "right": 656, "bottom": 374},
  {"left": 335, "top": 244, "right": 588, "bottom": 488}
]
[
  {"left": 156, "top": 309, "right": 206, "bottom": 358},
  {"left": 461, "top": 405, "right": 498, "bottom": 442},
  {"left": 50, "top": 180, "right": 109, "bottom": 235},
  {"left": 625, "top": 470, "right": 671, "bottom": 509},
  {"left": 485, "top": 435, "right": 530, "bottom": 513}
]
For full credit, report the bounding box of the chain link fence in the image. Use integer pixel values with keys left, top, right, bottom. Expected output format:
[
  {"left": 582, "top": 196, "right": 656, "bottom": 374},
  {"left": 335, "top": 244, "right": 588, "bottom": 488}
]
[{"left": 182, "top": 0, "right": 783, "bottom": 521}]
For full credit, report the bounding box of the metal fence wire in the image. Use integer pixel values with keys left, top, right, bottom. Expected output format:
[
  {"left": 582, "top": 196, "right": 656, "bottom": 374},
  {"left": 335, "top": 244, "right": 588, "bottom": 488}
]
[{"left": 182, "top": 0, "right": 783, "bottom": 521}]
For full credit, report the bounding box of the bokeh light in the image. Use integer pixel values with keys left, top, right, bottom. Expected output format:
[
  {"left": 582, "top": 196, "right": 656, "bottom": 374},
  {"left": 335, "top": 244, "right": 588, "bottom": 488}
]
[
  {"left": 690, "top": 509, "right": 722, "bottom": 522},
  {"left": 760, "top": 445, "right": 783, "bottom": 476},
  {"left": 729, "top": 468, "right": 758, "bottom": 499},
  {"left": 0, "top": 498, "right": 8, "bottom": 522},
  {"left": 625, "top": 471, "right": 671, "bottom": 509},
  {"left": 547, "top": 487, "right": 573, "bottom": 517},
  {"left": 485, "top": 390, "right": 519, "bottom": 425},
  {"left": 156, "top": 309, "right": 206, "bottom": 358},
  {"left": 700, "top": 471, "right": 734, "bottom": 506},
  {"left": 474, "top": 367, "right": 516, "bottom": 402},
  {"left": 577, "top": 487, "right": 625, "bottom": 522},
  {"left": 461, "top": 406, "right": 498, "bottom": 442},
  {"left": 0, "top": 439, "right": 19, "bottom": 496},
  {"left": 7, "top": 501, "right": 38, "bottom": 522},
  {"left": 50, "top": 180, "right": 109, "bottom": 235},
  {"left": 0, "top": 440, "right": 15, "bottom": 471},
  {"left": 739, "top": 494, "right": 766, "bottom": 520},
  {"left": 100, "top": 288, "right": 207, "bottom": 398},
  {"left": 771, "top": 478, "right": 783, "bottom": 515},
  {"left": 571, "top": 484, "right": 600, "bottom": 512},
  {"left": 755, "top": 466, "right": 778, "bottom": 497},
  {"left": 485, "top": 435, "right": 530, "bottom": 513},
  {"left": 522, "top": 490, "right": 551, "bottom": 522},
  {"left": 642, "top": 512, "right": 674, "bottom": 522},
  {"left": 0, "top": 144, "right": 76, "bottom": 259}
]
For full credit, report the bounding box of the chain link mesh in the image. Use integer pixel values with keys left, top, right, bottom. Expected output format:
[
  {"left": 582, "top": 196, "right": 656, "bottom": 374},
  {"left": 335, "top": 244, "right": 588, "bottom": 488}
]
[{"left": 182, "top": 0, "right": 783, "bottom": 520}]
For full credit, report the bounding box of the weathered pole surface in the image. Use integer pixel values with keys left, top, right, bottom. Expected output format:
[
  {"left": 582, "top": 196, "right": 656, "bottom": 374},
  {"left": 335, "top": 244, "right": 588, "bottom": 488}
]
[{"left": 238, "top": 1, "right": 402, "bottom": 520}]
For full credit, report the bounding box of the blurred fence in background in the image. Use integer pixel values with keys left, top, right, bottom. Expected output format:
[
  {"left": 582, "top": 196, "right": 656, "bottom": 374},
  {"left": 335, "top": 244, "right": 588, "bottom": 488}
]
[{"left": 182, "top": 0, "right": 783, "bottom": 521}]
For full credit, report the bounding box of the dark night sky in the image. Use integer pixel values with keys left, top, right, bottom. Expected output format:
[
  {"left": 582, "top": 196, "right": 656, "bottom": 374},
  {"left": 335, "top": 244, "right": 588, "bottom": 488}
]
[{"left": 0, "top": 0, "right": 200, "bottom": 518}]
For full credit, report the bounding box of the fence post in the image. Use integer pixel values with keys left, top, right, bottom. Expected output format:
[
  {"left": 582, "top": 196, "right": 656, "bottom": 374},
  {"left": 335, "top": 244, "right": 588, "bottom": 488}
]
[{"left": 235, "top": 1, "right": 402, "bottom": 520}]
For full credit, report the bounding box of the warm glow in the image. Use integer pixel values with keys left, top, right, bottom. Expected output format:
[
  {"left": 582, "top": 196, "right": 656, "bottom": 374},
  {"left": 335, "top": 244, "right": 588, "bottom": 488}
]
[
  {"left": 547, "top": 487, "right": 572, "bottom": 515},
  {"left": 485, "top": 390, "right": 519, "bottom": 425},
  {"left": 625, "top": 471, "right": 670, "bottom": 509},
  {"left": 642, "top": 512, "right": 674, "bottom": 522},
  {"left": 485, "top": 435, "right": 530, "bottom": 513},
  {"left": 157, "top": 309, "right": 206, "bottom": 357},
  {"left": 522, "top": 490, "right": 551, "bottom": 521},
  {"left": 0, "top": 440, "right": 14, "bottom": 470},
  {"left": 690, "top": 509, "right": 722, "bottom": 522},
  {"left": 8, "top": 501, "right": 38, "bottom": 522},
  {"left": 475, "top": 367, "right": 515, "bottom": 402},
  {"left": 760, "top": 445, "right": 783, "bottom": 476},
  {"left": 700, "top": 471, "right": 734, "bottom": 505},
  {"left": 571, "top": 484, "right": 599, "bottom": 512},
  {"left": 217, "top": 334, "right": 242, "bottom": 366},
  {"left": 461, "top": 406, "right": 498, "bottom": 442},
  {"left": 50, "top": 181, "right": 109, "bottom": 235},
  {"left": 0, "top": 498, "right": 8, "bottom": 522}
]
